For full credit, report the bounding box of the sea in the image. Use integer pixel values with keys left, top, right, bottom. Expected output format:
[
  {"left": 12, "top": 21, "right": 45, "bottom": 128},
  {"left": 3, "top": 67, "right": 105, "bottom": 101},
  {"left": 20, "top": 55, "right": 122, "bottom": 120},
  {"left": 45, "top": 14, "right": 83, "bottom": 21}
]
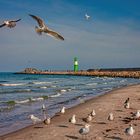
[{"left": 0, "top": 72, "right": 140, "bottom": 135}]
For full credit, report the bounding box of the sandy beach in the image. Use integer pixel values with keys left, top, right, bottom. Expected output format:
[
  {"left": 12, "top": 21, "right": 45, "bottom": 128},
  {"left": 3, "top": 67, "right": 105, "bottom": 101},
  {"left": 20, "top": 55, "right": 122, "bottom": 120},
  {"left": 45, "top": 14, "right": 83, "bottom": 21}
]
[{"left": 1, "top": 84, "right": 140, "bottom": 140}]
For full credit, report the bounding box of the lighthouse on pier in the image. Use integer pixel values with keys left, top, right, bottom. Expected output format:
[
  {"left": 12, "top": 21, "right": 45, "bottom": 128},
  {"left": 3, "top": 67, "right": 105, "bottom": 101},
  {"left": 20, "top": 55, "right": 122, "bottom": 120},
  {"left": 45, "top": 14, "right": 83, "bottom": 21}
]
[{"left": 74, "top": 57, "right": 78, "bottom": 72}]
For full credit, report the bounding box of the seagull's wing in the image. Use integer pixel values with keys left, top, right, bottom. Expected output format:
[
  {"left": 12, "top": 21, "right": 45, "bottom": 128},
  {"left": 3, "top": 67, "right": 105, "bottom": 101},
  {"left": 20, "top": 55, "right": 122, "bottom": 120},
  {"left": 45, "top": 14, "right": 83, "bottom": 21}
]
[
  {"left": 29, "top": 14, "right": 45, "bottom": 28},
  {"left": 85, "top": 14, "right": 90, "bottom": 20},
  {"left": 0, "top": 23, "right": 6, "bottom": 28},
  {"left": 45, "top": 29, "right": 64, "bottom": 41},
  {"left": 33, "top": 116, "right": 41, "bottom": 121},
  {"left": 10, "top": 19, "right": 21, "bottom": 23},
  {"left": 79, "top": 128, "right": 84, "bottom": 134}
]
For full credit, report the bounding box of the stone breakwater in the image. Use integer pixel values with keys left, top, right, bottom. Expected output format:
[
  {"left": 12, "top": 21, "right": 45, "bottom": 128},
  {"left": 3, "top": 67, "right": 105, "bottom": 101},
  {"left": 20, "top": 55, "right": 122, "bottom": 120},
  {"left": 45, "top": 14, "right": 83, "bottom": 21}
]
[{"left": 16, "top": 68, "right": 140, "bottom": 78}]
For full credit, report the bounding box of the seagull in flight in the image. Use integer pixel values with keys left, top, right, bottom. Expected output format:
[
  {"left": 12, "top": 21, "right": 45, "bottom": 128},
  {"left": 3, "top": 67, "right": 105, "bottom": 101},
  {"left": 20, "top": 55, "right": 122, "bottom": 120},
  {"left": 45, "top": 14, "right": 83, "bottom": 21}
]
[
  {"left": 0, "top": 19, "right": 21, "bottom": 28},
  {"left": 85, "top": 13, "right": 90, "bottom": 20},
  {"left": 29, "top": 14, "right": 64, "bottom": 41}
]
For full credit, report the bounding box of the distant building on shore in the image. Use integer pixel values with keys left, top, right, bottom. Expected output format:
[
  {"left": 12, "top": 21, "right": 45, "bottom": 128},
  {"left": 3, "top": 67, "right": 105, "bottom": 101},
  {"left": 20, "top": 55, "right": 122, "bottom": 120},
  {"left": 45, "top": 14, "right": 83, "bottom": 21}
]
[{"left": 74, "top": 57, "right": 78, "bottom": 72}]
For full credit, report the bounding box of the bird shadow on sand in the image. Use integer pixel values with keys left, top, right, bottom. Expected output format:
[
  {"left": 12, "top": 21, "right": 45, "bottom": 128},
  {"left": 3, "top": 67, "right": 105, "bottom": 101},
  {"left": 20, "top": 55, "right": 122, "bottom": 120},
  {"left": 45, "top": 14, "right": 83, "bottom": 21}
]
[
  {"left": 54, "top": 114, "right": 60, "bottom": 117},
  {"left": 75, "top": 123, "right": 84, "bottom": 126},
  {"left": 116, "top": 109, "right": 123, "bottom": 112},
  {"left": 65, "top": 135, "right": 79, "bottom": 139},
  {"left": 58, "top": 125, "right": 68, "bottom": 128},
  {"left": 97, "top": 121, "right": 107, "bottom": 124},
  {"left": 122, "top": 117, "right": 132, "bottom": 124},
  {"left": 105, "top": 136, "right": 122, "bottom": 140},
  {"left": 34, "top": 126, "right": 43, "bottom": 129}
]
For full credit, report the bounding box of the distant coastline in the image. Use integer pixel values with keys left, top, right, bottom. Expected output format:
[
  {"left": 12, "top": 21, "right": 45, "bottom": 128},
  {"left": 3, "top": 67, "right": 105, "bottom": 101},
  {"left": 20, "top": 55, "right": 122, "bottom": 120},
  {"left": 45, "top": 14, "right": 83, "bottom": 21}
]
[{"left": 15, "top": 68, "right": 140, "bottom": 78}]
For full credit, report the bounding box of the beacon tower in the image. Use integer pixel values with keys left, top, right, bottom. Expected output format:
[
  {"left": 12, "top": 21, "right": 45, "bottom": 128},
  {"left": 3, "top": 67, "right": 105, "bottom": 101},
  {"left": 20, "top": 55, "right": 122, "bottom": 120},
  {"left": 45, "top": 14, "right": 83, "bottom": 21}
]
[{"left": 74, "top": 57, "right": 78, "bottom": 72}]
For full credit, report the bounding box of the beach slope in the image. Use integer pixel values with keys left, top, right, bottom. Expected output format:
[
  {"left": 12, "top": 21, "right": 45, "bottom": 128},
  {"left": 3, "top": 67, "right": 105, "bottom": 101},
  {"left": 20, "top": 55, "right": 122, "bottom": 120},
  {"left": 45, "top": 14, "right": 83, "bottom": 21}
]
[{"left": 1, "top": 84, "right": 140, "bottom": 140}]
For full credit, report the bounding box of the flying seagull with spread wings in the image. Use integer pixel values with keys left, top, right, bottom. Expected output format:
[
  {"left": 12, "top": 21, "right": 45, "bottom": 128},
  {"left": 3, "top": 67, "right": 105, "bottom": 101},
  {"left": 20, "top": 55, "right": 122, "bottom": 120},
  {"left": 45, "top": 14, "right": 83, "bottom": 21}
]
[
  {"left": 0, "top": 19, "right": 21, "bottom": 28},
  {"left": 85, "top": 13, "right": 90, "bottom": 20},
  {"left": 29, "top": 14, "right": 64, "bottom": 41}
]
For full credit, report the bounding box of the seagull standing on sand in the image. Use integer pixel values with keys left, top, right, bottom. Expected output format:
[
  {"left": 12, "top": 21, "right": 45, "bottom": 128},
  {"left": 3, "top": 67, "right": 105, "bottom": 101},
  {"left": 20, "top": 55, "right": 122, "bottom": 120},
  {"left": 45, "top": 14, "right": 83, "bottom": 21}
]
[
  {"left": 132, "top": 110, "right": 140, "bottom": 120},
  {"left": 69, "top": 114, "right": 76, "bottom": 124},
  {"left": 125, "top": 124, "right": 135, "bottom": 136},
  {"left": 29, "top": 114, "right": 41, "bottom": 124},
  {"left": 79, "top": 124, "right": 90, "bottom": 139},
  {"left": 0, "top": 19, "right": 21, "bottom": 28},
  {"left": 124, "top": 102, "right": 130, "bottom": 109},
  {"left": 29, "top": 14, "right": 64, "bottom": 41},
  {"left": 44, "top": 117, "right": 51, "bottom": 125},
  {"left": 108, "top": 113, "right": 114, "bottom": 121},
  {"left": 90, "top": 109, "right": 96, "bottom": 117},
  {"left": 84, "top": 114, "right": 93, "bottom": 123},
  {"left": 60, "top": 106, "right": 66, "bottom": 114},
  {"left": 85, "top": 13, "right": 90, "bottom": 20}
]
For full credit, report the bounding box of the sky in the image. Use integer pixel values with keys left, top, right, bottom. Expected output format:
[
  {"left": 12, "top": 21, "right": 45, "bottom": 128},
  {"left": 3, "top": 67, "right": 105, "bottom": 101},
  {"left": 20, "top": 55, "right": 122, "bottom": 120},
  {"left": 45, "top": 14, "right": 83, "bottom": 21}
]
[{"left": 0, "top": 0, "right": 140, "bottom": 72}]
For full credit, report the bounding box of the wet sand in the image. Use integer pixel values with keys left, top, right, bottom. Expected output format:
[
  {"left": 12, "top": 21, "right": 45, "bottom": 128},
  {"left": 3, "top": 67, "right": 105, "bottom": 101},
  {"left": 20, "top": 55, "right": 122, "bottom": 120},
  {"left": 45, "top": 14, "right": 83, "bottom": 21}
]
[{"left": 1, "top": 84, "right": 140, "bottom": 140}]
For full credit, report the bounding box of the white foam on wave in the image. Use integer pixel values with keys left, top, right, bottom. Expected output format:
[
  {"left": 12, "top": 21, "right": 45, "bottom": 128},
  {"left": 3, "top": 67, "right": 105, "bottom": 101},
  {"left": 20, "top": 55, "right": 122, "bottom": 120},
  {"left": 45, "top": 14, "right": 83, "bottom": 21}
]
[
  {"left": 67, "top": 88, "right": 72, "bottom": 91},
  {"left": 50, "top": 93, "right": 61, "bottom": 98},
  {"left": 24, "top": 89, "right": 31, "bottom": 92},
  {"left": 56, "top": 89, "right": 67, "bottom": 93},
  {"left": 57, "top": 88, "right": 72, "bottom": 93},
  {"left": 103, "top": 87, "right": 112, "bottom": 90},
  {"left": 15, "top": 99, "right": 30, "bottom": 104},
  {"left": 103, "top": 82, "right": 108, "bottom": 85},
  {"left": 14, "top": 97, "right": 45, "bottom": 104},
  {"left": 1, "top": 83, "right": 25, "bottom": 86},
  {"left": 60, "top": 89, "right": 67, "bottom": 92},
  {"left": 33, "top": 81, "right": 52, "bottom": 85},
  {"left": 86, "top": 83, "right": 98, "bottom": 86},
  {"left": 92, "top": 89, "right": 96, "bottom": 91},
  {"left": 120, "top": 79, "right": 127, "bottom": 83},
  {"left": 39, "top": 86, "right": 48, "bottom": 89},
  {"left": 31, "top": 97, "right": 44, "bottom": 101}
]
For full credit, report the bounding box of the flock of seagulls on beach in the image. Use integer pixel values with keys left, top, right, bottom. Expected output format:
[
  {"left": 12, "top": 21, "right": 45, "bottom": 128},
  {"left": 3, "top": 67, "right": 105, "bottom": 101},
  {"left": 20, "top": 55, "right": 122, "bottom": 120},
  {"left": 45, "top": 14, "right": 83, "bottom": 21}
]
[
  {"left": 0, "top": 13, "right": 91, "bottom": 41},
  {"left": 28, "top": 96, "right": 140, "bottom": 139}
]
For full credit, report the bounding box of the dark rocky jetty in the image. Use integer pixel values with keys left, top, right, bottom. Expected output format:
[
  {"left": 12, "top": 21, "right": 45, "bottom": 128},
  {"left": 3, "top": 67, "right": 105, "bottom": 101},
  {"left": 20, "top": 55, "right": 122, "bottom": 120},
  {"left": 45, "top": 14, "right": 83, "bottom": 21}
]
[{"left": 15, "top": 68, "right": 140, "bottom": 78}]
